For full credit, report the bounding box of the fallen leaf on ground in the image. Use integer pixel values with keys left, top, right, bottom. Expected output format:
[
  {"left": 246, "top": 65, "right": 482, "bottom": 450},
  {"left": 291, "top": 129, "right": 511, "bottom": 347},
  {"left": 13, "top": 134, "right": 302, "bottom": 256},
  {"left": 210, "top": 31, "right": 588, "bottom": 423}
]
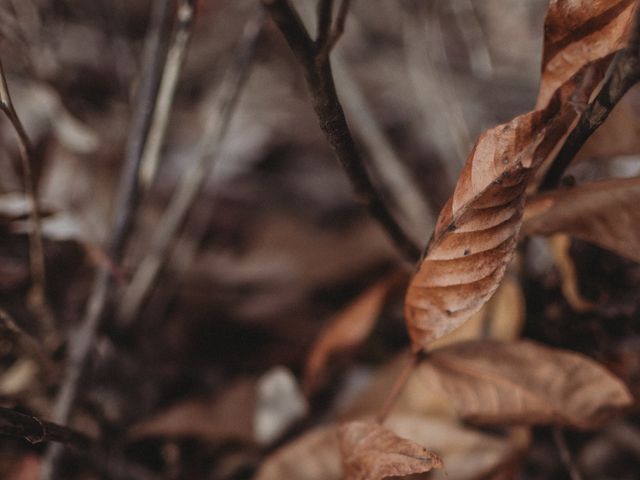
[
  {"left": 129, "top": 379, "right": 257, "bottom": 443},
  {"left": 254, "top": 414, "right": 524, "bottom": 480},
  {"left": 130, "top": 367, "right": 306, "bottom": 445},
  {"left": 524, "top": 176, "right": 640, "bottom": 263},
  {"left": 404, "top": 0, "right": 633, "bottom": 351},
  {"left": 418, "top": 340, "right": 633, "bottom": 429},
  {"left": 338, "top": 421, "right": 442, "bottom": 480}
]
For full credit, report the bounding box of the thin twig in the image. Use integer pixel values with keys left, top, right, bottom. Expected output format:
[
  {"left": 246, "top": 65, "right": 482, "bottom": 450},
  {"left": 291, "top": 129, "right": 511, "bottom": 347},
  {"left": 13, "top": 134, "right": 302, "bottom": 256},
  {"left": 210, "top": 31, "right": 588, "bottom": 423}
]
[
  {"left": 450, "top": 0, "right": 493, "bottom": 79},
  {"left": 139, "top": 0, "right": 198, "bottom": 188},
  {"left": 539, "top": 4, "right": 640, "bottom": 190},
  {"left": 325, "top": 0, "right": 351, "bottom": 54},
  {"left": 552, "top": 427, "right": 583, "bottom": 480},
  {"left": 0, "top": 406, "right": 89, "bottom": 448},
  {"left": 0, "top": 58, "right": 56, "bottom": 343},
  {"left": 0, "top": 308, "right": 56, "bottom": 376},
  {"left": 401, "top": 3, "right": 471, "bottom": 184},
  {"left": 0, "top": 406, "right": 160, "bottom": 480},
  {"left": 315, "top": 0, "right": 334, "bottom": 47},
  {"left": 263, "top": 0, "right": 421, "bottom": 262},
  {"left": 118, "top": 9, "right": 265, "bottom": 325},
  {"left": 376, "top": 351, "right": 420, "bottom": 424},
  {"left": 40, "top": 1, "right": 173, "bottom": 478},
  {"left": 330, "top": 50, "right": 434, "bottom": 241}
]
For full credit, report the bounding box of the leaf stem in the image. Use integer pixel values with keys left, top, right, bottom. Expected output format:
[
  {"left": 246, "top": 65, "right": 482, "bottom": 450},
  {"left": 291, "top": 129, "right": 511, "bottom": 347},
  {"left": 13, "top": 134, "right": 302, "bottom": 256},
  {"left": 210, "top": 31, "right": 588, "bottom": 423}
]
[{"left": 376, "top": 350, "right": 421, "bottom": 423}]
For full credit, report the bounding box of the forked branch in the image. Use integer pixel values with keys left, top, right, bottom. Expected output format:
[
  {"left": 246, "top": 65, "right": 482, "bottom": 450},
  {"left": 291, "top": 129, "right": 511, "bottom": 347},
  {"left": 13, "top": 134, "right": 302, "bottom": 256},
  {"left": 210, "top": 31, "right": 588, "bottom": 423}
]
[
  {"left": 0, "top": 59, "right": 56, "bottom": 342},
  {"left": 263, "top": 0, "right": 421, "bottom": 262}
]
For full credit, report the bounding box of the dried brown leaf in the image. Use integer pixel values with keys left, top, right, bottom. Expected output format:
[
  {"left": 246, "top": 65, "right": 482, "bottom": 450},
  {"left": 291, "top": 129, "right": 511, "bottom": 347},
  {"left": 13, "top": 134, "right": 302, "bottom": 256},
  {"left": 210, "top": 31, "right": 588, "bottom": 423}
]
[
  {"left": 418, "top": 340, "right": 633, "bottom": 429},
  {"left": 255, "top": 415, "right": 521, "bottom": 480},
  {"left": 129, "top": 379, "right": 257, "bottom": 443},
  {"left": 537, "top": 0, "right": 635, "bottom": 108},
  {"left": 524, "top": 176, "right": 640, "bottom": 262},
  {"left": 404, "top": 0, "right": 634, "bottom": 350},
  {"left": 430, "top": 273, "right": 525, "bottom": 350},
  {"left": 304, "top": 274, "right": 400, "bottom": 393},
  {"left": 338, "top": 421, "right": 442, "bottom": 480},
  {"left": 548, "top": 234, "right": 595, "bottom": 312}
]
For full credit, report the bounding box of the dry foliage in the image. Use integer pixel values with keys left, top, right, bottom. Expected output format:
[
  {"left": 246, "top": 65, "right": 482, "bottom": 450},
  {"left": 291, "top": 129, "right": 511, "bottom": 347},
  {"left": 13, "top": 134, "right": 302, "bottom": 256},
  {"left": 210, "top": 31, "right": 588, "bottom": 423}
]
[
  {"left": 524, "top": 176, "right": 640, "bottom": 262},
  {"left": 0, "top": 0, "right": 640, "bottom": 478},
  {"left": 338, "top": 421, "right": 442, "bottom": 480},
  {"left": 255, "top": 414, "right": 524, "bottom": 480},
  {"left": 404, "top": 0, "right": 635, "bottom": 350},
  {"left": 418, "top": 340, "right": 633, "bottom": 429}
]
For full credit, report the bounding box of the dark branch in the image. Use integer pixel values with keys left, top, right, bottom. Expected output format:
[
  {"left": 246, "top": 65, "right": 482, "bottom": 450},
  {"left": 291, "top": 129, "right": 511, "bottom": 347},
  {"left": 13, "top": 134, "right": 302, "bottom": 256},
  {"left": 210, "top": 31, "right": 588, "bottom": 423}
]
[
  {"left": 0, "top": 407, "right": 89, "bottom": 448},
  {"left": 539, "top": 5, "right": 640, "bottom": 191},
  {"left": 316, "top": 0, "right": 334, "bottom": 47},
  {"left": 0, "top": 58, "right": 57, "bottom": 342},
  {"left": 263, "top": 0, "right": 421, "bottom": 262}
]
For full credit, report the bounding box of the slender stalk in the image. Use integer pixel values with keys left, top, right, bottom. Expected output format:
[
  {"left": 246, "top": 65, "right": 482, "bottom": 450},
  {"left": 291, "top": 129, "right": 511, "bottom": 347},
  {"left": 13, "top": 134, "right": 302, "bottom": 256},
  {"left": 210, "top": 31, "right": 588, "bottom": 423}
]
[
  {"left": 118, "top": 9, "right": 265, "bottom": 325},
  {"left": 139, "top": 0, "right": 198, "bottom": 188},
  {"left": 376, "top": 351, "right": 420, "bottom": 423},
  {"left": 0, "top": 58, "right": 56, "bottom": 343},
  {"left": 0, "top": 308, "right": 56, "bottom": 376},
  {"left": 552, "top": 427, "right": 583, "bottom": 480},
  {"left": 40, "top": 1, "right": 173, "bottom": 478},
  {"left": 263, "top": 0, "right": 421, "bottom": 262}
]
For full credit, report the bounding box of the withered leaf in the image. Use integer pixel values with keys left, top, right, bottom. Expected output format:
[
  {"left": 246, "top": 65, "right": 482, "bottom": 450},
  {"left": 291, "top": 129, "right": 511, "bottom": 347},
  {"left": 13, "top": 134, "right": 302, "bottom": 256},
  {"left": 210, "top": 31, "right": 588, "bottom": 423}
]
[
  {"left": 404, "top": 0, "right": 634, "bottom": 350},
  {"left": 255, "top": 414, "right": 518, "bottom": 480},
  {"left": 418, "top": 340, "right": 633, "bottom": 429},
  {"left": 129, "top": 379, "right": 257, "bottom": 443},
  {"left": 524, "top": 176, "right": 640, "bottom": 263},
  {"left": 537, "top": 0, "right": 634, "bottom": 108},
  {"left": 548, "top": 234, "right": 595, "bottom": 312},
  {"left": 304, "top": 273, "right": 400, "bottom": 393},
  {"left": 339, "top": 421, "right": 442, "bottom": 480}
]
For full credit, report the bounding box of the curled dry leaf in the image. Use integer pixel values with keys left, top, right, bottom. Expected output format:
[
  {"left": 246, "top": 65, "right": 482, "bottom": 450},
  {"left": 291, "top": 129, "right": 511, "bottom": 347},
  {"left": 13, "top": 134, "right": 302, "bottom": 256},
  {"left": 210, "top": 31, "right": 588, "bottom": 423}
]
[
  {"left": 536, "top": 0, "right": 635, "bottom": 108},
  {"left": 524, "top": 176, "right": 640, "bottom": 263},
  {"left": 548, "top": 234, "right": 595, "bottom": 312},
  {"left": 338, "top": 421, "right": 442, "bottom": 480},
  {"left": 304, "top": 273, "right": 401, "bottom": 393},
  {"left": 404, "top": 0, "right": 634, "bottom": 350},
  {"left": 254, "top": 414, "right": 522, "bottom": 480},
  {"left": 418, "top": 340, "right": 633, "bottom": 429}
]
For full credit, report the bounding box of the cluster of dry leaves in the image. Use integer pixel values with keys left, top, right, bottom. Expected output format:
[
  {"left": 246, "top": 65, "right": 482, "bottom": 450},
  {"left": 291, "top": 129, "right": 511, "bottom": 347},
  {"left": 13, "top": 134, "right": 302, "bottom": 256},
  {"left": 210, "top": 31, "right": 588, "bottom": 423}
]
[
  {"left": 262, "top": 0, "right": 640, "bottom": 478},
  {"left": 0, "top": 0, "right": 640, "bottom": 479}
]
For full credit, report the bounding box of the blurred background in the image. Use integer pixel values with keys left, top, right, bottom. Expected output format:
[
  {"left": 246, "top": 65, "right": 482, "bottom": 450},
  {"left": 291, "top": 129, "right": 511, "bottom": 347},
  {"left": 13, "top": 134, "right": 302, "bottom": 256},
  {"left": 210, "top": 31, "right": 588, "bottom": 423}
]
[{"left": 1, "top": 0, "right": 639, "bottom": 479}]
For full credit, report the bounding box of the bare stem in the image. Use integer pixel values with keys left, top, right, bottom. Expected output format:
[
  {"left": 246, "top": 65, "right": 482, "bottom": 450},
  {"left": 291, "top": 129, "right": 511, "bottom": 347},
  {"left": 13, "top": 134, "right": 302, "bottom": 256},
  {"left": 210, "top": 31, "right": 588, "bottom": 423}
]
[
  {"left": 376, "top": 351, "right": 420, "bottom": 423},
  {"left": 539, "top": 4, "right": 640, "bottom": 190},
  {"left": 118, "top": 8, "right": 265, "bottom": 325},
  {"left": 40, "top": 0, "right": 174, "bottom": 478},
  {"left": 552, "top": 427, "right": 583, "bottom": 480},
  {"left": 139, "top": 0, "right": 198, "bottom": 187},
  {"left": 263, "top": 0, "right": 421, "bottom": 262},
  {"left": 0, "top": 307, "right": 56, "bottom": 376},
  {"left": 0, "top": 58, "right": 56, "bottom": 343}
]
